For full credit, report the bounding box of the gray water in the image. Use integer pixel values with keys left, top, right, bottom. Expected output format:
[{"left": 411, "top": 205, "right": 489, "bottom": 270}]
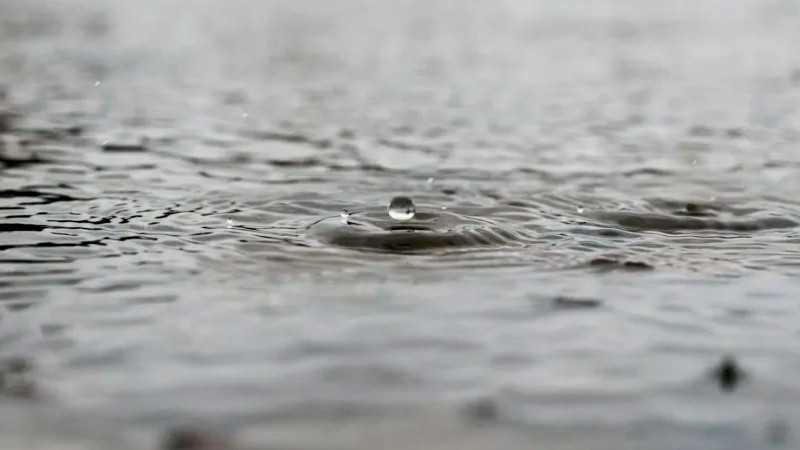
[{"left": 2, "top": 0, "right": 800, "bottom": 448}]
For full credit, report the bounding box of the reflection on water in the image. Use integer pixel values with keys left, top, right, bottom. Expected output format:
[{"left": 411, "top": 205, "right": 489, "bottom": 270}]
[{"left": 2, "top": 0, "right": 800, "bottom": 448}]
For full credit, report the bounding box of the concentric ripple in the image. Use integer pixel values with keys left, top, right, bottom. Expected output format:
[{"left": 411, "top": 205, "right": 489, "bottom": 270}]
[
  {"left": 591, "top": 210, "right": 798, "bottom": 232},
  {"left": 306, "top": 206, "right": 530, "bottom": 252}
]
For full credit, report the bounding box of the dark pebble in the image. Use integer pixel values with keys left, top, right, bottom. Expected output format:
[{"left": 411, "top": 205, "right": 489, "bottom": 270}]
[
  {"left": 725, "top": 128, "right": 744, "bottom": 139},
  {"left": 463, "top": 397, "right": 500, "bottom": 422},
  {"left": 0, "top": 111, "right": 11, "bottom": 133},
  {"left": 6, "top": 301, "right": 35, "bottom": 311},
  {"left": 65, "top": 125, "right": 84, "bottom": 136},
  {"left": 337, "top": 128, "right": 356, "bottom": 139},
  {"left": 553, "top": 296, "right": 602, "bottom": 309},
  {"left": 162, "top": 425, "right": 236, "bottom": 450},
  {"left": 4, "top": 356, "right": 33, "bottom": 373},
  {"left": 688, "top": 125, "right": 714, "bottom": 137},
  {"left": 0, "top": 356, "right": 39, "bottom": 400},
  {"left": 102, "top": 141, "right": 147, "bottom": 152},
  {"left": 712, "top": 355, "right": 745, "bottom": 392}
]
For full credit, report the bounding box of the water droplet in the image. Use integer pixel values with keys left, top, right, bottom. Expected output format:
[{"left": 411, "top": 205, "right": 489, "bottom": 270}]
[
  {"left": 101, "top": 139, "right": 109, "bottom": 146},
  {"left": 94, "top": 81, "right": 100, "bottom": 87},
  {"left": 388, "top": 196, "right": 416, "bottom": 220},
  {"left": 577, "top": 206, "right": 585, "bottom": 214},
  {"left": 441, "top": 206, "right": 447, "bottom": 210},
  {"left": 426, "top": 177, "right": 435, "bottom": 185},
  {"left": 340, "top": 208, "right": 350, "bottom": 224},
  {"left": 241, "top": 112, "right": 248, "bottom": 118},
  {"left": 226, "top": 218, "right": 233, "bottom": 229}
]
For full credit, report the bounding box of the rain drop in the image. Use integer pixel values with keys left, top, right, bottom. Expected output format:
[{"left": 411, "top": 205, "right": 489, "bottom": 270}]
[
  {"left": 388, "top": 196, "right": 416, "bottom": 220},
  {"left": 341, "top": 208, "right": 350, "bottom": 224},
  {"left": 226, "top": 218, "right": 233, "bottom": 229},
  {"left": 242, "top": 112, "right": 248, "bottom": 119},
  {"left": 577, "top": 206, "right": 585, "bottom": 214},
  {"left": 94, "top": 81, "right": 101, "bottom": 87}
]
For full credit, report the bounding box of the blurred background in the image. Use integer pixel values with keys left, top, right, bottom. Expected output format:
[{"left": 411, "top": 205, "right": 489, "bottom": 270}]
[{"left": 2, "top": 0, "right": 800, "bottom": 449}]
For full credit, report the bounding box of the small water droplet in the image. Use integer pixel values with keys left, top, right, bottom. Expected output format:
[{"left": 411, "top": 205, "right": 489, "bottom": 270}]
[
  {"left": 341, "top": 208, "right": 350, "bottom": 224},
  {"left": 241, "top": 112, "right": 248, "bottom": 118},
  {"left": 388, "top": 196, "right": 416, "bottom": 220},
  {"left": 426, "top": 177, "right": 435, "bottom": 185},
  {"left": 94, "top": 81, "right": 100, "bottom": 87},
  {"left": 577, "top": 206, "right": 585, "bottom": 214},
  {"left": 226, "top": 218, "right": 233, "bottom": 229},
  {"left": 102, "top": 139, "right": 109, "bottom": 146},
  {"left": 441, "top": 206, "right": 447, "bottom": 210}
]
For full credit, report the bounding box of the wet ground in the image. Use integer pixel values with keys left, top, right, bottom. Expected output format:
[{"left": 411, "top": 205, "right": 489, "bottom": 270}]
[{"left": 2, "top": 0, "right": 800, "bottom": 448}]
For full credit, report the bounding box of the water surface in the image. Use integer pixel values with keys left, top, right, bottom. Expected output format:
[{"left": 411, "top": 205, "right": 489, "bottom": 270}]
[{"left": 2, "top": 0, "right": 800, "bottom": 448}]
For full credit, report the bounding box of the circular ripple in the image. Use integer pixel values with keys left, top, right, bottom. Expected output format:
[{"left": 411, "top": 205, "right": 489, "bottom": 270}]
[
  {"left": 592, "top": 211, "right": 798, "bottom": 232},
  {"left": 306, "top": 207, "right": 527, "bottom": 252}
]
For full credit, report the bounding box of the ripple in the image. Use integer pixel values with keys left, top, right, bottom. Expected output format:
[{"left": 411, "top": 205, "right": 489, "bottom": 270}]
[
  {"left": 591, "top": 211, "right": 798, "bottom": 232},
  {"left": 306, "top": 206, "right": 530, "bottom": 253}
]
